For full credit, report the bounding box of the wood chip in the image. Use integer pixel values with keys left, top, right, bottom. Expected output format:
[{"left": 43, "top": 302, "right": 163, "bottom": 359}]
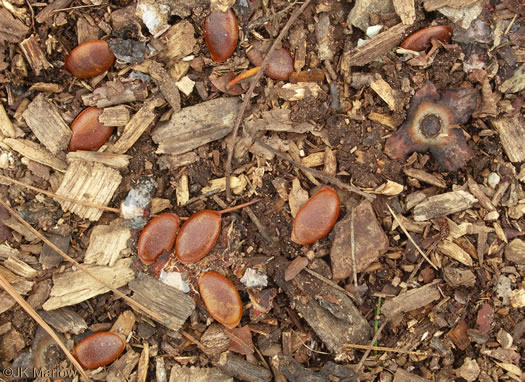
[
  {"left": 438, "top": 240, "right": 473, "bottom": 266},
  {"left": 107, "top": 348, "right": 140, "bottom": 382},
  {"left": 110, "top": 310, "right": 136, "bottom": 337},
  {"left": 35, "top": 0, "right": 73, "bottom": 23},
  {"left": 301, "top": 152, "right": 325, "bottom": 167},
  {"left": 42, "top": 258, "right": 135, "bottom": 311},
  {"left": 128, "top": 274, "right": 195, "bottom": 331},
  {"left": 368, "top": 112, "right": 397, "bottom": 129},
  {"left": 413, "top": 190, "right": 477, "bottom": 221},
  {"left": 160, "top": 20, "right": 196, "bottom": 61},
  {"left": 158, "top": 152, "right": 200, "bottom": 170},
  {"left": 393, "top": 368, "right": 432, "bottom": 382},
  {"left": 19, "top": 35, "right": 52, "bottom": 76},
  {"left": 382, "top": 281, "right": 441, "bottom": 319},
  {"left": 0, "top": 7, "right": 29, "bottom": 43},
  {"left": 22, "top": 94, "right": 71, "bottom": 154},
  {"left": 499, "top": 64, "right": 525, "bottom": 93},
  {"left": 169, "top": 364, "right": 233, "bottom": 382},
  {"left": 423, "top": 0, "right": 484, "bottom": 11},
  {"left": 284, "top": 257, "right": 309, "bottom": 281},
  {"left": 84, "top": 224, "right": 131, "bottom": 266},
  {"left": 3, "top": 256, "right": 37, "bottom": 279},
  {"left": 176, "top": 174, "right": 189, "bottom": 206},
  {"left": 370, "top": 74, "right": 397, "bottom": 111},
  {"left": 99, "top": 105, "right": 131, "bottom": 126},
  {"left": 0, "top": 266, "right": 34, "bottom": 295},
  {"left": 288, "top": 178, "right": 308, "bottom": 218},
  {"left": 110, "top": 96, "right": 165, "bottom": 154},
  {"left": 215, "top": 352, "right": 272, "bottom": 382},
  {"left": 152, "top": 97, "right": 241, "bottom": 155},
  {"left": 0, "top": 103, "right": 15, "bottom": 138},
  {"left": 467, "top": 177, "right": 496, "bottom": 211},
  {"left": 404, "top": 168, "right": 446, "bottom": 188},
  {"left": 82, "top": 80, "right": 148, "bottom": 108},
  {"left": 200, "top": 175, "right": 247, "bottom": 195},
  {"left": 39, "top": 307, "right": 88, "bottom": 334},
  {"left": 342, "top": 23, "right": 411, "bottom": 67},
  {"left": 393, "top": 0, "right": 416, "bottom": 24},
  {"left": 4, "top": 137, "right": 68, "bottom": 172},
  {"left": 146, "top": 60, "right": 181, "bottom": 112},
  {"left": 67, "top": 151, "right": 131, "bottom": 169},
  {"left": 55, "top": 161, "right": 122, "bottom": 221},
  {"left": 491, "top": 114, "right": 525, "bottom": 163}
]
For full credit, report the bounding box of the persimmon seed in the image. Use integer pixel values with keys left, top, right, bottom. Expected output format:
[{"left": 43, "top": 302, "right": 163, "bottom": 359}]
[
  {"left": 65, "top": 40, "right": 115, "bottom": 79},
  {"left": 175, "top": 210, "right": 221, "bottom": 264},
  {"left": 68, "top": 107, "right": 114, "bottom": 152},
  {"left": 199, "top": 271, "right": 242, "bottom": 329},
  {"left": 292, "top": 186, "right": 340, "bottom": 245},
  {"left": 72, "top": 332, "right": 125, "bottom": 369},
  {"left": 137, "top": 213, "right": 180, "bottom": 265},
  {"left": 203, "top": 10, "right": 238, "bottom": 62},
  {"left": 400, "top": 25, "right": 453, "bottom": 52}
]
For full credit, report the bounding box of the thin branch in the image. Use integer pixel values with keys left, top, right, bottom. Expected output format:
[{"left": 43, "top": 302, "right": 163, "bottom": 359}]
[
  {"left": 386, "top": 203, "right": 438, "bottom": 271},
  {"left": 225, "top": 0, "right": 314, "bottom": 199},
  {"left": 351, "top": 207, "right": 358, "bottom": 287},
  {"left": 354, "top": 320, "right": 388, "bottom": 374},
  {"left": 0, "top": 272, "right": 90, "bottom": 381},
  {"left": 254, "top": 139, "right": 375, "bottom": 201},
  {"left": 347, "top": 339, "right": 437, "bottom": 358},
  {"left": 0, "top": 200, "right": 176, "bottom": 330},
  {"left": 0, "top": 174, "right": 120, "bottom": 214}
]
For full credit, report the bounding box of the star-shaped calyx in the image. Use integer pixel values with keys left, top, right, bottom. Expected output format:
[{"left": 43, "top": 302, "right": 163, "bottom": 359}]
[{"left": 385, "top": 82, "right": 479, "bottom": 171}]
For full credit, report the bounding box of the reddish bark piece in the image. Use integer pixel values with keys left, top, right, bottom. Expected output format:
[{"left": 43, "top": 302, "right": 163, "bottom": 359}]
[
  {"left": 384, "top": 82, "right": 479, "bottom": 171},
  {"left": 400, "top": 25, "right": 453, "bottom": 52},
  {"left": 175, "top": 210, "right": 221, "bottom": 264},
  {"left": 476, "top": 303, "right": 494, "bottom": 334},
  {"left": 448, "top": 320, "right": 471, "bottom": 350},
  {"left": 65, "top": 40, "right": 115, "bottom": 79},
  {"left": 203, "top": 10, "right": 238, "bottom": 62},
  {"left": 72, "top": 332, "right": 125, "bottom": 369},
  {"left": 247, "top": 46, "right": 294, "bottom": 81},
  {"left": 226, "top": 325, "right": 254, "bottom": 355},
  {"left": 68, "top": 107, "right": 114, "bottom": 152},
  {"left": 292, "top": 186, "right": 340, "bottom": 245},
  {"left": 199, "top": 271, "right": 242, "bottom": 329},
  {"left": 137, "top": 213, "right": 180, "bottom": 265},
  {"left": 248, "top": 288, "right": 276, "bottom": 321},
  {"left": 284, "top": 256, "right": 308, "bottom": 281}
]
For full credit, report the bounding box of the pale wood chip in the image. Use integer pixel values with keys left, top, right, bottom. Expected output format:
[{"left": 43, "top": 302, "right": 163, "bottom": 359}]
[
  {"left": 0, "top": 266, "right": 34, "bottom": 295},
  {"left": 301, "top": 152, "right": 325, "bottom": 168},
  {"left": 22, "top": 94, "right": 71, "bottom": 154},
  {"left": 438, "top": 240, "right": 473, "bottom": 266},
  {"left": 42, "top": 258, "right": 135, "bottom": 311},
  {"left": 19, "top": 35, "right": 52, "bottom": 76},
  {"left": 424, "top": 0, "right": 488, "bottom": 11},
  {"left": 111, "top": 310, "right": 136, "bottom": 337},
  {"left": 404, "top": 168, "right": 446, "bottom": 188},
  {"left": 84, "top": 224, "right": 131, "bottom": 266},
  {"left": 160, "top": 20, "right": 196, "bottom": 61},
  {"left": 382, "top": 281, "right": 441, "bottom": 319},
  {"left": 169, "top": 364, "right": 233, "bottom": 382},
  {"left": 0, "top": 103, "right": 15, "bottom": 138},
  {"left": 413, "top": 190, "right": 477, "bottom": 221},
  {"left": 288, "top": 178, "right": 309, "bottom": 218},
  {"left": 67, "top": 151, "right": 131, "bottom": 169},
  {"left": 99, "top": 105, "right": 131, "bottom": 126},
  {"left": 200, "top": 175, "right": 247, "bottom": 195},
  {"left": 55, "top": 161, "right": 122, "bottom": 221},
  {"left": 393, "top": 0, "right": 416, "bottom": 24},
  {"left": 82, "top": 80, "right": 148, "bottom": 108},
  {"left": 368, "top": 112, "right": 398, "bottom": 129},
  {"left": 491, "top": 114, "right": 525, "bottom": 162},
  {"left": 4, "top": 256, "right": 37, "bottom": 279},
  {"left": 176, "top": 174, "right": 189, "bottom": 206},
  {"left": 370, "top": 74, "right": 397, "bottom": 111}
]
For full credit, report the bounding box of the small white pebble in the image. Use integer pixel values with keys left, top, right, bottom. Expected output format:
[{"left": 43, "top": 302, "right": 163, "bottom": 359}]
[
  {"left": 487, "top": 172, "right": 500, "bottom": 188},
  {"left": 366, "top": 25, "right": 383, "bottom": 38}
]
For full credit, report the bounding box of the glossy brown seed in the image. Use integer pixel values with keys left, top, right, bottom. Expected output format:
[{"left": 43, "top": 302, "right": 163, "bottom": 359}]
[
  {"left": 137, "top": 213, "right": 180, "bottom": 265},
  {"left": 199, "top": 271, "right": 242, "bottom": 329},
  {"left": 72, "top": 332, "right": 125, "bottom": 369},
  {"left": 176, "top": 210, "right": 221, "bottom": 264},
  {"left": 247, "top": 47, "right": 294, "bottom": 81},
  {"left": 203, "top": 10, "right": 238, "bottom": 62},
  {"left": 65, "top": 40, "right": 115, "bottom": 79},
  {"left": 292, "top": 186, "right": 340, "bottom": 245},
  {"left": 400, "top": 25, "right": 453, "bottom": 52},
  {"left": 68, "top": 107, "right": 114, "bottom": 152}
]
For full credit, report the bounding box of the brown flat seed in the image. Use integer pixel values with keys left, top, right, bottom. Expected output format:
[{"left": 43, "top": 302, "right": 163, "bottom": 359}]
[
  {"left": 137, "top": 213, "right": 180, "bottom": 265},
  {"left": 72, "top": 331, "right": 125, "bottom": 369},
  {"left": 400, "top": 25, "right": 453, "bottom": 52},
  {"left": 203, "top": 10, "right": 238, "bottom": 62},
  {"left": 68, "top": 107, "right": 114, "bottom": 152},
  {"left": 175, "top": 210, "right": 221, "bottom": 264},
  {"left": 65, "top": 40, "right": 115, "bottom": 79},
  {"left": 292, "top": 186, "right": 340, "bottom": 245},
  {"left": 284, "top": 256, "right": 309, "bottom": 281},
  {"left": 199, "top": 271, "right": 242, "bottom": 329},
  {"left": 247, "top": 47, "right": 294, "bottom": 81}
]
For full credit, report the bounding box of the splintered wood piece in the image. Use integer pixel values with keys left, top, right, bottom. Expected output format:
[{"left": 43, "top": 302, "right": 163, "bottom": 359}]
[
  {"left": 4, "top": 257, "right": 37, "bottom": 279},
  {"left": 39, "top": 307, "right": 88, "bottom": 334},
  {"left": 128, "top": 274, "right": 195, "bottom": 331},
  {"left": 393, "top": 0, "right": 416, "bottom": 25},
  {"left": 403, "top": 168, "right": 446, "bottom": 188},
  {"left": 67, "top": 151, "right": 131, "bottom": 169},
  {"left": 109, "top": 96, "right": 165, "bottom": 154},
  {"left": 423, "top": 0, "right": 479, "bottom": 11},
  {"left": 106, "top": 348, "right": 140, "bottom": 382},
  {"left": 0, "top": 266, "right": 34, "bottom": 295},
  {"left": 370, "top": 74, "right": 397, "bottom": 111},
  {"left": 3, "top": 138, "right": 67, "bottom": 172},
  {"left": 110, "top": 310, "right": 136, "bottom": 337},
  {"left": 55, "top": 161, "right": 122, "bottom": 221},
  {"left": 152, "top": 97, "right": 241, "bottom": 155},
  {"left": 146, "top": 60, "right": 181, "bottom": 112},
  {"left": 216, "top": 352, "right": 271, "bottom": 382},
  {"left": 84, "top": 224, "right": 131, "bottom": 266},
  {"left": 274, "top": 259, "right": 371, "bottom": 353},
  {"left": 82, "top": 80, "right": 148, "bottom": 108},
  {"left": 413, "top": 191, "right": 477, "bottom": 221},
  {"left": 19, "top": 35, "right": 52, "bottom": 75},
  {"left": 35, "top": 0, "right": 73, "bottom": 23},
  {"left": 438, "top": 240, "right": 473, "bottom": 266},
  {"left": 0, "top": 103, "right": 15, "bottom": 138},
  {"left": 42, "top": 258, "right": 134, "bottom": 311},
  {"left": 160, "top": 20, "right": 196, "bottom": 61},
  {"left": 342, "top": 23, "right": 411, "bottom": 67},
  {"left": 99, "top": 105, "right": 130, "bottom": 126},
  {"left": 169, "top": 364, "right": 233, "bottom": 382},
  {"left": 22, "top": 94, "right": 71, "bottom": 154},
  {"left": 381, "top": 281, "right": 441, "bottom": 320},
  {"left": 0, "top": 8, "right": 29, "bottom": 43},
  {"left": 491, "top": 114, "right": 525, "bottom": 163}
]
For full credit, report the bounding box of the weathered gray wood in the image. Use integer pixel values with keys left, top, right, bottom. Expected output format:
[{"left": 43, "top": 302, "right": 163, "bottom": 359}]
[
  {"left": 413, "top": 191, "right": 477, "bottom": 221},
  {"left": 152, "top": 97, "right": 241, "bottom": 155},
  {"left": 169, "top": 364, "right": 233, "bottom": 382},
  {"left": 84, "top": 224, "right": 131, "bottom": 266},
  {"left": 492, "top": 114, "right": 525, "bottom": 163},
  {"left": 4, "top": 138, "right": 67, "bottom": 172},
  {"left": 215, "top": 352, "right": 272, "bottom": 382},
  {"left": 128, "top": 274, "right": 195, "bottom": 331},
  {"left": 82, "top": 80, "right": 148, "bottom": 108},
  {"left": 39, "top": 307, "right": 88, "bottom": 334},
  {"left": 382, "top": 281, "right": 441, "bottom": 320}
]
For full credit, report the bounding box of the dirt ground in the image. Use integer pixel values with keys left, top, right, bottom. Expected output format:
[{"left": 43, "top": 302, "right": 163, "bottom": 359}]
[{"left": 0, "top": 0, "right": 524, "bottom": 381}]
